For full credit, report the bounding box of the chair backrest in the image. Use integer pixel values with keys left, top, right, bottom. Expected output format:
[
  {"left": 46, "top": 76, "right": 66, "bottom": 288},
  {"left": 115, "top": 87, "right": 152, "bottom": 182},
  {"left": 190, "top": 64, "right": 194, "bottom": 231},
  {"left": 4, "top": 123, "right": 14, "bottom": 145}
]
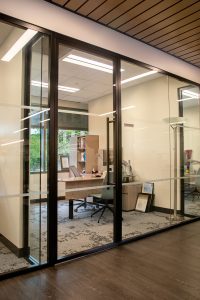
[{"left": 101, "top": 171, "right": 114, "bottom": 200}]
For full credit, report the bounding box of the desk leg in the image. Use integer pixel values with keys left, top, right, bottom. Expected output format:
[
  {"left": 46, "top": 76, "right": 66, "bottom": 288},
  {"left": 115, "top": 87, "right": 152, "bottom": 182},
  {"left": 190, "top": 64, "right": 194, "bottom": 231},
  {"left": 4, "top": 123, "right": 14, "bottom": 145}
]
[{"left": 69, "top": 199, "right": 73, "bottom": 219}]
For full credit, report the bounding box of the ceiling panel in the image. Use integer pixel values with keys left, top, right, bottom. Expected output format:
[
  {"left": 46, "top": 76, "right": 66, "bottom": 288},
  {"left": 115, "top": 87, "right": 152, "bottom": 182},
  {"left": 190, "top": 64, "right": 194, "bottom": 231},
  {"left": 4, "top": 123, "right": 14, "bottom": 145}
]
[{"left": 46, "top": 0, "right": 200, "bottom": 69}]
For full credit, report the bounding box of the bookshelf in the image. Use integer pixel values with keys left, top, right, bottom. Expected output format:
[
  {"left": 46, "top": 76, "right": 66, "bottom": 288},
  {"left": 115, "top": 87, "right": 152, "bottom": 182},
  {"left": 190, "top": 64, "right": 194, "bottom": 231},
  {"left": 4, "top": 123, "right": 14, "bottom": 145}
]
[{"left": 69, "top": 135, "right": 99, "bottom": 174}]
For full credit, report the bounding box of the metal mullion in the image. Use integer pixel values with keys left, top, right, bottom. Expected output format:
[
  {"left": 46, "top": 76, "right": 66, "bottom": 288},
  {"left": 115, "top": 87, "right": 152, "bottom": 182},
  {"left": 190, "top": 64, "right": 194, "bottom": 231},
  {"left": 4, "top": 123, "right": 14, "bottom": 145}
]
[
  {"left": 48, "top": 32, "right": 58, "bottom": 265},
  {"left": 113, "top": 57, "right": 122, "bottom": 243}
]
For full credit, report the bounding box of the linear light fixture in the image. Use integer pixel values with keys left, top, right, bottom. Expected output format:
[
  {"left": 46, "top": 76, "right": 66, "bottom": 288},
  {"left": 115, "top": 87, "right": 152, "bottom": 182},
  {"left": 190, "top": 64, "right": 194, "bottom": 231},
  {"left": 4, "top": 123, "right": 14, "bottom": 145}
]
[
  {"left": 31, "top": 81, "right": 79, "bottom": 93},
  {"left": 21, "top": 108, "right": 50, "bottom": 121},
  {"left": 13, "top": 128, "right": 28, "bottom": 134},
  {"left": 121, "top": 70, "right": 157, "bottom": 85},
  {"left": 182, "top": 90, "right": 199, "bottom": 99},
  {"left": 1, "top": 29, "right": 38, "bottom": 62},
  {"left": 1, "top": 139, "right": 24, "bottom": 147},
  {"left": 63, "top": 54, "right": 125, "bottom": 73}
]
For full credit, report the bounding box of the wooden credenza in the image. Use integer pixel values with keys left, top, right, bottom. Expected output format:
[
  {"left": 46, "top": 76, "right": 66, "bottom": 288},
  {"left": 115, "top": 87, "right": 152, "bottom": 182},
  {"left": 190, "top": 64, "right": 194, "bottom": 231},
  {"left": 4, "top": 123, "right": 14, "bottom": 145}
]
[{"left": 122, "top": 184, "right": 142, "bottom": 211}]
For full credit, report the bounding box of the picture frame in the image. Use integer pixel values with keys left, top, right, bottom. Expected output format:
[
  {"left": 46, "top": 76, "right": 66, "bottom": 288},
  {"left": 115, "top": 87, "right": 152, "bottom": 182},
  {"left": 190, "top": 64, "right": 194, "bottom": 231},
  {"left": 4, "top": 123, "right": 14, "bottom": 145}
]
[
  {"left": 142, "top": 182, "right": 154, "bottom": 194},
  {"left": 135, "top": 193, "right": 150, "bottom": 212},
  {"left": 60, "top": 155, "right": 69, "bottom": 171}
]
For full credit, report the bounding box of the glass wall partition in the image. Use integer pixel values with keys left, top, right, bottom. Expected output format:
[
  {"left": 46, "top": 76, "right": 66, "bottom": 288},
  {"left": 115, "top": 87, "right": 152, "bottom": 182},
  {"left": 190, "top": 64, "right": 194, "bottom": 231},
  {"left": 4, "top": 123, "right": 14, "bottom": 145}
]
[
  {"left": 57, "top": 44, "right": 115, "bottom": 258},
  {"left": 0, "top": 19, "right": 49, "bottom": 275},
  {"left": 28, "top": 35, "right": 49, "bottom": 264},
  {"left": 168, "top": 77, "right": 200, "bottom": 218},
  {"left": 120, "top": 60, "right": 193, "bottom": 241}
]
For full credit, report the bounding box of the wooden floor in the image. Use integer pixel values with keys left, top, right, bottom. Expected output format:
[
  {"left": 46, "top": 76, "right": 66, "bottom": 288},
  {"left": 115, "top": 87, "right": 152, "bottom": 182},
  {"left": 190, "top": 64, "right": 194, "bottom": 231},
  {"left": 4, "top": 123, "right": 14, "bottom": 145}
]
[{"left": 0, "top": 221, "right": 200, "bottom": 300}]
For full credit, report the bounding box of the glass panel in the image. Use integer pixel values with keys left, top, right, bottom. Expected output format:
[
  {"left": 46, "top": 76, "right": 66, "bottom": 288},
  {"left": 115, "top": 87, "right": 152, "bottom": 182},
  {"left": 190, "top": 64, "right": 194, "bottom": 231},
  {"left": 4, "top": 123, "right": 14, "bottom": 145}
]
[
  {"left": 28, "top": 36, "right": 49, "bottom": 264},
  {"left": 0, "top": 21, "right": 48, "bottom": 275},
  {"left": 169, "top": 78, "right": 200, "bottom": 217},
  {"left": 57, "top": 45, "right": 114, "bottom": 259},
  {"left": 121, "top": 60, "right": 189, "bottom": 241}
]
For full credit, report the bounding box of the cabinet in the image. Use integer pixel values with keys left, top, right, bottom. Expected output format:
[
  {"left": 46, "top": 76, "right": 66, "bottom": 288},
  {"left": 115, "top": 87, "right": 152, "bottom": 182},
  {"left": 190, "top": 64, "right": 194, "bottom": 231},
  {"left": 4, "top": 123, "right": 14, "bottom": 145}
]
[
  {"left": 122, "top": 184, "right": 142, "bottom": 211},
  {"left": 69, "top": 135, "right": 99, "bottom": 174}
]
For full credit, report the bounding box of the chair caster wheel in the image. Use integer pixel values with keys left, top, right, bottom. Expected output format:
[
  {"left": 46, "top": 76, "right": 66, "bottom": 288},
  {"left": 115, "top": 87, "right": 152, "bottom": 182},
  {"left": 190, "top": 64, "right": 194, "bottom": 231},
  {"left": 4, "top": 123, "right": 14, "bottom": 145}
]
[{"left": 74, "top": 209, "right": 78, "bottom": 212}]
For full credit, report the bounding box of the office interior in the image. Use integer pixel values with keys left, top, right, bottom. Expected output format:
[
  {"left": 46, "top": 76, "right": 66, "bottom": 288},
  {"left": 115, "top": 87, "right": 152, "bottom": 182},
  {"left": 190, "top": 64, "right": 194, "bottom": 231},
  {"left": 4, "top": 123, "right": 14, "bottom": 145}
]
[{"left": 0, "top": 18, "right": 200, "bottom": 277}]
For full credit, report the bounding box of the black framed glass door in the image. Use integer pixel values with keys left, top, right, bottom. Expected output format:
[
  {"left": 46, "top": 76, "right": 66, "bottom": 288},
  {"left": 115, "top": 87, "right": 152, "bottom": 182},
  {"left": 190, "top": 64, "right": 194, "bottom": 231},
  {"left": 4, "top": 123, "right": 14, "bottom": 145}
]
[{"left": 55, "top": 41, "right": 117, "bottom": 259}]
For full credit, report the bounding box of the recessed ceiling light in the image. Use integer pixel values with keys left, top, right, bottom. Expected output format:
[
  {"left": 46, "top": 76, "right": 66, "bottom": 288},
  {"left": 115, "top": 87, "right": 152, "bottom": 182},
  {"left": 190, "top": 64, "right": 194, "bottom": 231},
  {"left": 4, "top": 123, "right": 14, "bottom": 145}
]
[
  {"left": 182, "top": 90, "right": 199, "bottom": 99},
  {"left": 1, "top": 29, "right": 38, "bottom": 62},
  {"left": 31, "top": 80, "right": 79, "bottom": 93},
  {"left": 121, "top": 70, "right": 157, "bottom": 84},
  {"left": 63, "top": 54, "right": 124, "bottom": 73}
]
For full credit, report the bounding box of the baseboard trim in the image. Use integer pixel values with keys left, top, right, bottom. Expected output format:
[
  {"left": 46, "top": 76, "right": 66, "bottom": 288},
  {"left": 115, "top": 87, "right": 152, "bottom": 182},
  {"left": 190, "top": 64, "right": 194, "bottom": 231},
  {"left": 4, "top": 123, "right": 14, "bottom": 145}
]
[
  {"left": 152, "top": 206, "right": 181, "bottom": 215},
  {"left": 0, "top": 234, "right": 29, "bottom": 258}
]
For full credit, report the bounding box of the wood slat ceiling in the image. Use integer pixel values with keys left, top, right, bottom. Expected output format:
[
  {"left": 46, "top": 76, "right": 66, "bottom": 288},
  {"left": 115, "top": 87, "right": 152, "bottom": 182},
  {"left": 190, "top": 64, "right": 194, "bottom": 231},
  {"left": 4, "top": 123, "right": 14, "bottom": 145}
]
[{"left": 46, "top": 0, "right": 200, "bottom": 68}]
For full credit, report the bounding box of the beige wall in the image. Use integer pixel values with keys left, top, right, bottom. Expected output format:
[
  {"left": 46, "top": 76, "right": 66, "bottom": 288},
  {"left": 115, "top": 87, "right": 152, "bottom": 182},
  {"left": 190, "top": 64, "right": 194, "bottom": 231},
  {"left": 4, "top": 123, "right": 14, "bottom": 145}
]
[
  {"left": 0, "top": 51, "right": 23, "bottom": 248},
  {"left": 88, "top": 75, "right": 189, "bottom": 209}
]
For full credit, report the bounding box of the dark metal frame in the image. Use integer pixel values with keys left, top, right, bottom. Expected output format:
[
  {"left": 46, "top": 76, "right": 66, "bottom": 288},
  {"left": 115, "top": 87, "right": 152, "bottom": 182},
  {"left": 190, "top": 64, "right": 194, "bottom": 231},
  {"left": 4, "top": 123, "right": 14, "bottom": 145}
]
[{"left": 0, "top": 12, "right": 200, "bottom": 281}]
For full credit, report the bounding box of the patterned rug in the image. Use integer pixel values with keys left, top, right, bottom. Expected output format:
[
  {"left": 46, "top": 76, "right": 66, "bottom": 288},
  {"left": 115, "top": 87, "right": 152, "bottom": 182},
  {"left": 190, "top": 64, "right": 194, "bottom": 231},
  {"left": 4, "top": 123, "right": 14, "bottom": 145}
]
[
  {"left": 185, "top": 197, "right": 200, "bottom": 216},
  {"left": 0, "top": 200, "right": 190, "bottom": 274},
  {"left": 30, "top": 200, "right": 189, "bottom": 261},
  {"left": 0, "top": 241, "right": 29, "bottom": 274}
]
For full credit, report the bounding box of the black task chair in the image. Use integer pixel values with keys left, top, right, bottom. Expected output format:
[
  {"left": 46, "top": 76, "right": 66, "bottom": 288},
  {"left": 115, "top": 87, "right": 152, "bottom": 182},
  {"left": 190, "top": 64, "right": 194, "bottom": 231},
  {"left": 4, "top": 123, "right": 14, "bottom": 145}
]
[{"left": 91, "top": 172, "right": 114, "bottom": 223}]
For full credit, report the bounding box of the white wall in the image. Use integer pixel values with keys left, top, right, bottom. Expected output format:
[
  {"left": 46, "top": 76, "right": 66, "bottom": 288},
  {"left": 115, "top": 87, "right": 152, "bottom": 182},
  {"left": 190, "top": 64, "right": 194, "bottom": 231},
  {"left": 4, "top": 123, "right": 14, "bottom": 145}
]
[
  {"left": 0, "top": 0, "right": 200, "bottom": 84},
  {"left": 0, "top": 51, "right": 23, "bottom": 248}
]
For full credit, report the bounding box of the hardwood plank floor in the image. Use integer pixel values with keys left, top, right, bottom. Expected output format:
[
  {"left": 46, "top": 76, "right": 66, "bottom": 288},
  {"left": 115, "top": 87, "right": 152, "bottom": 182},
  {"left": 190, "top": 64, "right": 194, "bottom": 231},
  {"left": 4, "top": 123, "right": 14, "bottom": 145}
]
[{"left": 0, "top": 221, "right": 200, "bottom": 300}]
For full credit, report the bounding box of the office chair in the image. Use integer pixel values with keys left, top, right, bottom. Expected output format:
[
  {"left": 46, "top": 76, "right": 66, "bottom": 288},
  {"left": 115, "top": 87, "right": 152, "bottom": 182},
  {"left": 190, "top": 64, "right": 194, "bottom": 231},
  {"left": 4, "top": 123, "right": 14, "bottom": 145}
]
[
  {"left": 91, "top": 172, "right": 114, "bottom": 223},
  {"left": 69, "top": 165, "right": 94, "bottom": 212}
]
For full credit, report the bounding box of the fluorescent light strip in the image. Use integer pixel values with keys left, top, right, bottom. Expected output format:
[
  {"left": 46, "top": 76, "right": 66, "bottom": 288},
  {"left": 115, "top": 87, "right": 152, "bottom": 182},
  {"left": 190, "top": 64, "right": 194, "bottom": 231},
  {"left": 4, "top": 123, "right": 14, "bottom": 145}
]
[
  {"left": 40, "top": 118, "right": 50, "bottom": 123},
  {"left": 31, "top": 81, "right": 79, "bottom": 93},
  {"left": 182, "top": 90, "right": 199, "bottom": 99},
  {"left": 21, "top": 108, "right": 50, "bottom": 121},
  {"left": 121, "top": 70, "right": 157, "bottom": 84},
  {"left": 1, "top": 139, "right": 24, "bottom": 147},
  {"left": 1, "top": 29, "right": 38, "bottom": 62},
  {"left": 64, "top": 56, "right": 112, "bottom": 74},
  {"left": 13, "top": 128, "right": 28, "bottom": 134}
]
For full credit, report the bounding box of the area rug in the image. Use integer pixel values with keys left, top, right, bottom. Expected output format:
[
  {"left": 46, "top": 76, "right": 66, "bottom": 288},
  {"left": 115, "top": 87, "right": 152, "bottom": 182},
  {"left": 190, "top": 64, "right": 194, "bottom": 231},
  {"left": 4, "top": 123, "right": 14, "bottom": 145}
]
[{"left": 29, "top": 200, "right": 189, "bottom": 261}]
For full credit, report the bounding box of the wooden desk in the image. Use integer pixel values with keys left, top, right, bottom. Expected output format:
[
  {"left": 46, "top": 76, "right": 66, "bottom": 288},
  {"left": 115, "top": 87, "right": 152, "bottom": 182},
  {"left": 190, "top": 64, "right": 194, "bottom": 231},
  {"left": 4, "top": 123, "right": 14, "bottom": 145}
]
[{"left": 58, "top": 175, "right": 103, "bottom": 219}]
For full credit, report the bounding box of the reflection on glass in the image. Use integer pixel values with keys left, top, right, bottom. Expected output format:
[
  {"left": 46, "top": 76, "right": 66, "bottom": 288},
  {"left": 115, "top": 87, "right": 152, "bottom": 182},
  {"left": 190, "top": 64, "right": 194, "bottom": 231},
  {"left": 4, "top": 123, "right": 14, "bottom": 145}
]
[
  {"left": 57, "top": 46, "right": 114, "bottom": 259},
  {"left": 0, "top": 20, "right": 47, "bottom": 275},
  {"left": 178, "top": 83, "right": 200, "bottom": 216},
  {"left": 121, "top": 60, "right": 193, "bottom": 241}
]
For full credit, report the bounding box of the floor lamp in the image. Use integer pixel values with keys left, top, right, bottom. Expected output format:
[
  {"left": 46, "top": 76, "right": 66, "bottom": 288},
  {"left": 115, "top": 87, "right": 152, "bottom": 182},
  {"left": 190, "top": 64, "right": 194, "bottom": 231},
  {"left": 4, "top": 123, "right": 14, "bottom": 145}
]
[{"left": 163, "top": 117, "right": 185, "bottom": 221}]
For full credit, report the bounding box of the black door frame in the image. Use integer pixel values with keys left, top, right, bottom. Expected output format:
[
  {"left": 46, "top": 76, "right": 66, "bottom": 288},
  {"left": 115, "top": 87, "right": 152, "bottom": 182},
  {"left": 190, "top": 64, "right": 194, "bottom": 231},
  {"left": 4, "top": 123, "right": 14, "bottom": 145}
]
[{"left": 50, "top": 34, "right": 123, "bottom": 264}]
